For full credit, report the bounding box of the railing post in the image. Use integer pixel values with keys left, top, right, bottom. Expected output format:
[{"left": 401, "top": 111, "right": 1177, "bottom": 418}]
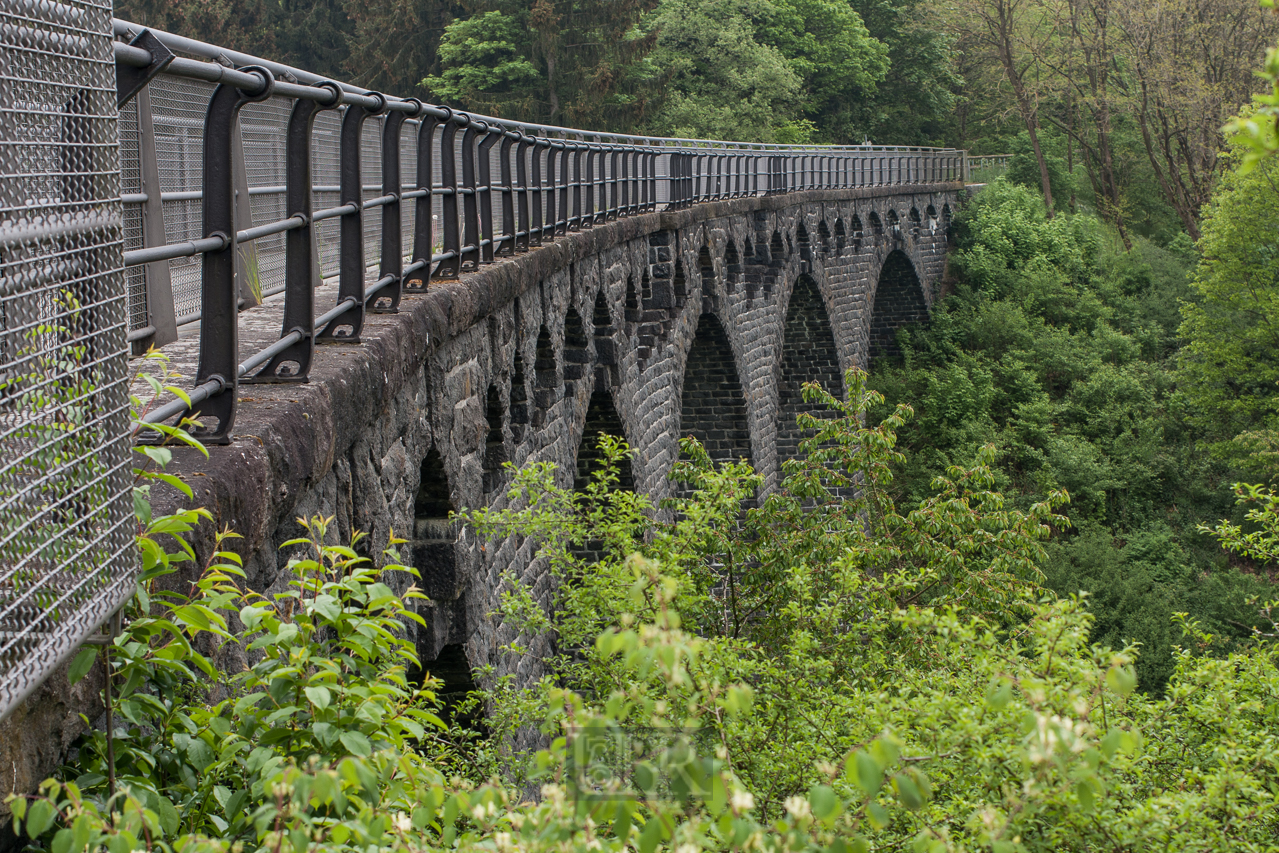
[
  {"left": 192, "top": 66, "right": 274, "bottom": 443},
  {"left": 460, "top": 121, "right": 480, "bottom": 269},
  {"left": 436, "top": 116, "right": 461, "bottom": 277},
  {"left": 231, "top": 117, "right": 258, "bottom": 310},
  {"left": 544, "top": 140, "right": 557, "bottom": 237},
  {"left": 570, "top": 142, "right": 583, "bottom": 229},
  {"left": 373, "top": 107, "right": 408, "bottom": 312},
  {"left": 499, "top": 131, "right": 516, "bottom": 252},
  {"left": 477, "top": 125, "right": 498, "bottom": 263},
  {"left": 406, "top": 109, "right": 440, "bottom": 291},
  {"left": 516, "top": 135, "right": 531, "bottom": 250},
  {"left": 134, "top": 85, "right": 176, "bottom": 353},
  {"left": 530, "top": 140, "right": 543, "bottom": 245},
  {"left": 247, "top": 80, "right": 341, "bottom": 382},
  {"left": 318, "top": 91, "right": 385, "bottom": 337},
  {"left": 583, "top": 145, "right": 597, "bottom": 224}
]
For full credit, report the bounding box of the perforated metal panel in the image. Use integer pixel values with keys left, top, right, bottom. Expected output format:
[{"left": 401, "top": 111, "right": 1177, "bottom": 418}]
[{"left": 0, "top": 0, "right": 134, "bottom": 722}]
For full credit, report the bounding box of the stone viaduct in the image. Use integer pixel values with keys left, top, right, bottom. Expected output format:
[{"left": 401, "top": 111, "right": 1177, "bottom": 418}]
[{"left": 0, "top": 182, "right": 960, "bottom": 796}]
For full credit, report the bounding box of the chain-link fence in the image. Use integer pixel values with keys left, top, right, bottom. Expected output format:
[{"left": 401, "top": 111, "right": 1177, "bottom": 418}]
[{"left": 0, "top": 0, "right": 135, "bottom": 722}]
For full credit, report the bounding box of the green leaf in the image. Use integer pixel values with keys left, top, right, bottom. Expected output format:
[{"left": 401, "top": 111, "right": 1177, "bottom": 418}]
[
  {"left": 866, "top": 801, "right": 891, "bottom": 829},
  {"left": 808, "top": 784, "right": 841, "bottom": 821},
  {"left": 894, "top": 774, "right": 923, "bottom": 810},
  {"left": 339, "top": 731, "right": 372, "bottom": 756},
  {"left": 850, "top": 751, "right": 882, "bottom": 797},
  {"left": 304, "top": 686, "right": 331, "bottom": 709},
  {"left": 25, "top": 799, "right": 55, "bottom": 838},
  {"left": 1106, "top": 665, "right": 1137, "bottom": 698},
  {"left": 51, "top": 828, "right": 72, "bottom": 853},
  {"left": 68, "top": 648, "right": 97, "bottom": 685},
  {"left": 638, "top": 816, "right": 664, "bottom": 853}
]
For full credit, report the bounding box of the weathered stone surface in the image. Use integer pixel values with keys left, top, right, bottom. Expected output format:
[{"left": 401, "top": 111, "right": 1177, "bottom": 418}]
[{"left": 0, "top": 185, "right": 960, "bottom": 814}]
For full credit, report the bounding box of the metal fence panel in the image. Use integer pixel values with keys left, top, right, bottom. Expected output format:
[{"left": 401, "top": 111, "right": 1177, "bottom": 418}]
[{"left": 0, "top": 0, "right": 134, "bottom": 721}]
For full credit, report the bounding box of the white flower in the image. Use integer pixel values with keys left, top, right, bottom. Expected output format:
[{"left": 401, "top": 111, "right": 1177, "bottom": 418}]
[
  {"left": 731, "top": 789, "right": 755, "bottom": 813},
  {"left": 393, "top": 812, "right": 412, "bottom": 832},
  {"left": 783, "top": 796, "right": 811, "bottom": 819},
  {"left": 493, "top": 832, "right": 513, "bottom": 852}
]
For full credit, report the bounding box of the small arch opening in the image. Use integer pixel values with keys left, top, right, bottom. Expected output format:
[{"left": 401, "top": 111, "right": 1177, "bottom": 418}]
[
  {"left": 534, "top": 325, "right": 557, "bottom": 388},
  {"left": 575, "top": 389, "right": 634, "bottom": 493},
  {"left": 770, "top": 230, "right": 785, "bottom": 262},
  {"left": 744, "top": 237, "right": 755, "bottom": 260},
  {"left": 834, "top": 218, "right": 847, "bottom": 253},
  {"left": 593, "top": 290, "right": 616, "bottom": 383},
  {"left": 698, "top": 245, "right": 715, "bottom": 295},
  {"left": 886, "top": 209, "right": 901, "bottom": 240},
  {"left": 563, "top": 308, "right": 590, "bottom": 386},
  {"left": 678, "top": 313, "right": 752, "bottom": 471},
  {"left": 868, "top": 212, "right": 883, "bottom": 244},
  {"left": 925, "top": 204, "right": 938, "bottom": 234},
  {"left": 724, "top": 239, "right": 741, "bottom": 292},
  {"left": 640, "top": 267, "right": 653, "bottom": 304},
  {"left": 908, "top": 207, "right": 921, "bottom": 240},
  {"left": 483, "top": 385, "right": 507, "bottom": 493},
  {"left": 817, "top": 220, "right": 832, "bottom": 255},
  {"left": 673, "top": 259, "right": 687, "bottom": 304},
  {"left": 510, "top": 351, "right": 529, "bottom": 442},
  {"left": 412, "top": 447, "right": 457, "bottom": 600},
  {"left": 625, "top": 275, "right": 640, "bottom": 322},
  {"left": 797, "top": 221, "right": 811, "bottom": 260}
]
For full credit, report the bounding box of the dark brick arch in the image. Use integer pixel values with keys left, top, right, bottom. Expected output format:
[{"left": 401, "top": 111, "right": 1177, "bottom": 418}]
[
  {"left": 678, "top": 312, "right": 752, "bottom": 468},
  {"left": 575, "top": 388, "right": 635, "bottom": 492},
  {"left": 776, "top": 275, "right": 843, "bottom": 467},
  {"left": 869, "top": 249, "right": 928, "bottom": 359}
]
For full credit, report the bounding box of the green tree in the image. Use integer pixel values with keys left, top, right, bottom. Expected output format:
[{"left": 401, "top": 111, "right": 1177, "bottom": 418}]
[{"left": 1177, "top": 147, "right": 1279, "bottom": 472}]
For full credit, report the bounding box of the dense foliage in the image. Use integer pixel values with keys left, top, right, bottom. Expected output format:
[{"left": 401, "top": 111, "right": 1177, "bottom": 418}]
[
  {"left": 869, "top": 180, "right": 1271, "bottom": 693},
  {"left": 9, "top": 367, "right": 1279, "bottom": 852}
]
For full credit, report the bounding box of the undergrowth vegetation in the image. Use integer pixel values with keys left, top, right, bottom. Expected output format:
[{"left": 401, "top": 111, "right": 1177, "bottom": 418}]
[{"left": 6, "top": 364, "right": 1279, "bottom": 852}]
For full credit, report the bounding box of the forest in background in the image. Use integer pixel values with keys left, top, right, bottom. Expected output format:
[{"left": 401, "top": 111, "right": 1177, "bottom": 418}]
[{"left": 110, "top": 0, "right": 1279, "bottom": 693}]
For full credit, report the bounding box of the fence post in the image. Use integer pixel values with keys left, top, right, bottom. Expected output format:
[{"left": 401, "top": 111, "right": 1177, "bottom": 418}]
[
  {"left": 437, "top": 117, "right": 462, "bottom": 276},
  {"left": 231, "top": 118, "right": 258, "bottom": 309},
  {"left": 406, "top": 110, "right": 439, "bottom": 291},
  {"left": 373, "top": 108, "right": 407, "bottom": 312}
]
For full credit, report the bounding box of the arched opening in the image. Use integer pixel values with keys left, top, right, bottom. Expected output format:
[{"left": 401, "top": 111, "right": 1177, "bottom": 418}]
[
  {"left": 770, "top": 230, "right": 785, "bottom": 262},
  {"left": 640, "top": 267, "right": 652, "bottom": 304},
  {"left": 941, "top": 204, "right": 952, "bottom": 235},
  {"left": 724, "top": 239, "right": 741, "bottom": 292},
  {"left": 698, "top": 245, "right": 715, "bottom": 295},
  {"left": 575, "top": 389, "right": 634, "bottom": 493},
  {"left": 673, "top": 259, "right": 687, "bottom": 305},
  {"left": 593, "top": 290, "right": 617, "bottom": 386},
  {"left": 925, "top": 204, "right": 938, "bottom": 234},
  {"left": 510, "top": 351, "right": 529, "bottom": 443},
  {"left": 867, "top": 212, "right": 882, "bottom": 245},
  {"left": 678, "top": 313, "right": 752, "bottom": 470},
  {"left": 818, "top": 220, "right": 832, "bottom": 255},
  {"left": 412, "top": 447, "right": 457, "bottom": 600},
  {"left": 625, "top": 275, "right": 640, "bottom": 322},
  {"left": 776, "top": 276, "right": 842, "bottom": 468},
  {"left": 744, "top": 237, "right": 754, "bottom": 260},
  {"left": 797, "top": 221, "right": 811, "bottom": 260},
  {"left": 869, "top": 250, "right": 928, "bottom": 360},
  {"left": 834, "top": 219, "right": 847, "bottom": 253},
  {"left": 533, "top": 325, "right": 557, "bottom": 425},
  {"left": 420, "top": 643, "right": 480, "bottom": 727},
  {"left": 850, "top": 216, "right": 863, "bottom": 253},
  {"left": 563, "top": 309, "right": 589, "bottom": 391},
  {"left": 886, "top": 209, "right": 901, "bottom": 240},
  {"left": 483, "top": 385, "right": 507, "bottom": 493},
  {"left": 909, "top": 207, "right": 921, "bottom": 240}
]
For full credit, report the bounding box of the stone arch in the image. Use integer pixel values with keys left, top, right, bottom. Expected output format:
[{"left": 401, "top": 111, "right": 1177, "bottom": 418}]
[
  {"left": 770, "top": 229, "right": 785, "bottom": 262},
  {"left": 797, "top": 221, "right": 811, "bottom": 260},
  {"left": 482, "top": 384, "right": 507, "bottom": 493},
  {"left": 850, "top": 215, "right": 864, "bottom": 252},
  {"left": 869, "top": 250, "right": 928, "bottom": 360},
  {"left": 925, "top": 204, "right": 938, "bottom": 234},
  {"left": 834, "top": 219, "right": 846, "bottom": 253},
  {"left": 744, "top": 236, "right": 754, "bottom": 260},
  {"left": 412, "top": 447, "right": 457, "bottom": 601},
  {"left": 817, "top": 220, "right": 832, "bottom": 255},
  {"left": 909, "top": 207, "right": 921, "bottom": 240},
  {"left": 886, "top": 209, "right": 901, "bottom": 241},
  {"left": 777, "top": 274, "right": 843, "bottom": 467},
  {"left": 942, "top": 204, "right": 952, "bottom": 234},
  {"left": 575, "top": 388, "right": 634, "bottom": 493},
  {"left": 724, "top": 239, "right": 741, "bottom": 292},
  {"left": 563, "top": 308, "right": 590, "bottom": 392},
  {"left": 867, "top": 212, "right": 882, "bottom": 245},
  {"left": 678, "top": 312, "right": 752, "bottom": 469},
  {"left": 593, "top": 289, "right": 617, "bottom": 387}
]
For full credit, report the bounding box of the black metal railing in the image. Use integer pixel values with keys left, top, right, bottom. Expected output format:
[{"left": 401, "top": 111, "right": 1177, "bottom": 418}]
[{"left": 113, "top": 21, "right": 967, "bottom": 445}]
